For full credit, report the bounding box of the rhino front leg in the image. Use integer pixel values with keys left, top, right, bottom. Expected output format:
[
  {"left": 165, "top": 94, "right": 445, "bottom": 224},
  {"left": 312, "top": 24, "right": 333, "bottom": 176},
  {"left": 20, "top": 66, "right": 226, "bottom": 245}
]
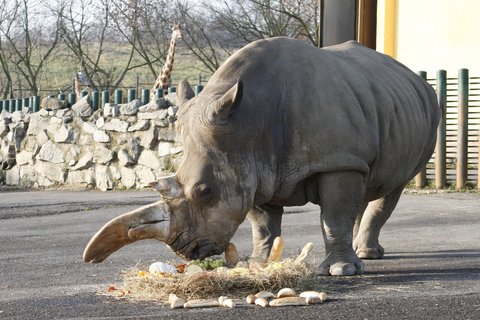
[
  {"left": 246, "top": 204, "right": 283, "bottom": 260},
  {"left": 317, "top": 171, "right": 366, "bottom": 276},
  {"left": 353, "top": 185, "right": 405, "bottom": 259}
]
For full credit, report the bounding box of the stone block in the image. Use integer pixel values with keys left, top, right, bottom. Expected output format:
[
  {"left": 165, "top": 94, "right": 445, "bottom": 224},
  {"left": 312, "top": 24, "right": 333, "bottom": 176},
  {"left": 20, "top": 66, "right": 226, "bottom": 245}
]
[
  {"left": 120, "top": 167, "right": 136, "bottom": 189},
  {"left": 36, "top": 141, "right": 65, "bottom": 163},
  {"left": 137, "top": 150, "right": 162, "bottom": 170},
  {"left": 102, "top": 118, "right": 129, "bottom": 132},
  {"left": 93, "top": 144, "right": 114, "bottom": 164},
  {"left": 71, "top": 95, "right": 92, "bottom": 117},
  {"left": 35, "top": 161, "right": 66, "bottom": 182},
  {"left": 93, "top": 130, "right": 110, "bottom": 143}
]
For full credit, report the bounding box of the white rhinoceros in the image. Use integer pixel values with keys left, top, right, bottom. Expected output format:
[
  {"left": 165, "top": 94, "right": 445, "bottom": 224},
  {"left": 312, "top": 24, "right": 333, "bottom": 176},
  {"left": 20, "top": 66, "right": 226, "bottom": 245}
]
[{"left": 84, "top": 37, "right": 440, "bottom": 276}]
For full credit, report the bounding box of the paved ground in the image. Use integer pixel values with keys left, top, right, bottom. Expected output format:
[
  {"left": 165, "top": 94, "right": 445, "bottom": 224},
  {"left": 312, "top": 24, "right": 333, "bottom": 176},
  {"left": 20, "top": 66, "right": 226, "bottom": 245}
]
[{"left": 0, "top": 190, "right": 479, "bottom": 319}]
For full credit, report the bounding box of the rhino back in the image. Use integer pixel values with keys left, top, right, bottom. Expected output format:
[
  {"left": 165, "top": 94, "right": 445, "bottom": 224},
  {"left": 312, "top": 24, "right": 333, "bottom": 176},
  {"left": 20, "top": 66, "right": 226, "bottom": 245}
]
[{"left": 203, "top": 38, "right": 440, "bottom": 202}]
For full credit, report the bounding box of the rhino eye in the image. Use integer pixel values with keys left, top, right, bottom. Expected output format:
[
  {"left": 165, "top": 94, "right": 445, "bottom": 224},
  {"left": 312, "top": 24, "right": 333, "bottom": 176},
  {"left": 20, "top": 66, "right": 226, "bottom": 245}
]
[{"left": 193, "top": 183, "right": 214, "bottom": 204}]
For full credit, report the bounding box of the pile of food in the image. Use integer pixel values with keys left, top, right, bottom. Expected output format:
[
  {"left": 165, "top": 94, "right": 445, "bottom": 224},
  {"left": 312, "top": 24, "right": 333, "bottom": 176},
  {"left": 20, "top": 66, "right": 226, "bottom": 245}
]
[{"left": 104, "top": 237, "right": 328, "bottom": 309}]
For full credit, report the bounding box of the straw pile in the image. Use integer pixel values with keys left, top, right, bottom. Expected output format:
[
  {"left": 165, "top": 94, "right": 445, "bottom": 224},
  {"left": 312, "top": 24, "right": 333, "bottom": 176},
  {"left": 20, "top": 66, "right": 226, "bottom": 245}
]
[
  {"left": 103, "top": 240, "right": 322, "bottom": 303},
  {"left": 112, "top": 259, "right": 316, "bottom": 302}
]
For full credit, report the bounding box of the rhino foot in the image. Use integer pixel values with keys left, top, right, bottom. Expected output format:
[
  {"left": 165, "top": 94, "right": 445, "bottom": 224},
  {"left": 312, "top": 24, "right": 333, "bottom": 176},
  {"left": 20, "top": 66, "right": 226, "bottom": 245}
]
[
  {"left": 355, "top": 244, "right": 384, "bottom": 259},
  {"left": 318, "top": 255, "right": 365, "bottom": 276},
  {"left": 353, "top": 237, "right": 385, "bottom": 259}
]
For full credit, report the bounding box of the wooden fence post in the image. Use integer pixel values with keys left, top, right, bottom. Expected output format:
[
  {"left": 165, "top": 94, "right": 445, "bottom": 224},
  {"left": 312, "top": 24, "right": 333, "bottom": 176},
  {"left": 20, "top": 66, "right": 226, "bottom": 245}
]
[
  {"left": 456, "top": 68, "right": 469, "bottom": 190},
  {"left": 435, "top": 70, "right": 447, "bottom": 189},
  {"left": 415, "top": 71, "right": 428, "bottom": 188}
]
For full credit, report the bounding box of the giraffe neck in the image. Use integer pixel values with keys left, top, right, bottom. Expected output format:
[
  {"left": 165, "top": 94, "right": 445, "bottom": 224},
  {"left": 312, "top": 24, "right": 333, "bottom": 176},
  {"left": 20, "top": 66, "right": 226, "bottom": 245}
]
[
  {"left": 74, "top": 78, "right": 80, "bottom": 97},
  {"left": 151, "top": 37, "right": 177, "bottom": 100}
]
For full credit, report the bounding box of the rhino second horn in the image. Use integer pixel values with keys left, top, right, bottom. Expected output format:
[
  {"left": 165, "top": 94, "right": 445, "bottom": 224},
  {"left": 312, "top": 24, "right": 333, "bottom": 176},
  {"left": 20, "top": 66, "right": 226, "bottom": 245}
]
[
  {"left": 150, "top": 174, "right": 182, "bottom": 199},
  {"left": 83, "top": 200, "right": 171, "bottom": 263}
]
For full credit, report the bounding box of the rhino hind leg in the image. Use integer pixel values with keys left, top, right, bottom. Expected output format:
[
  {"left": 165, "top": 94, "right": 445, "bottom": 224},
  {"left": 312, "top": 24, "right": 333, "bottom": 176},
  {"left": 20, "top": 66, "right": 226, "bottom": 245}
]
[
  {"left": 246, "top": 204, "right": 283, "bottom": 260},
  {"left": 353, "top": 185, "right": 405, "bottom": 259},
  {"left": 317, "top": 171, "right": 366, "bottom": 276}
]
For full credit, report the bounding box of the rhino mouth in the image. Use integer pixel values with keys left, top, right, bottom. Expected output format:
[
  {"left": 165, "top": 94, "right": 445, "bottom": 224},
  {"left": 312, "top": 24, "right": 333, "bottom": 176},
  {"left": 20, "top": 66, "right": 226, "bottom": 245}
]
[{"left": 170, "top": 236, "right": 224, "bottom": 260}]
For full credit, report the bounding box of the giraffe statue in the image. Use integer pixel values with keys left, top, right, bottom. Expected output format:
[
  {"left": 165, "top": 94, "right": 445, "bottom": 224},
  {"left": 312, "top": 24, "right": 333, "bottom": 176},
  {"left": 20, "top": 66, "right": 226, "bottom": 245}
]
[
  {"left": 150, "top": 23, "right": 183, "bottom": 102},
  {"left": 74, "top": 71, "right": 90, "bottom": 97}
]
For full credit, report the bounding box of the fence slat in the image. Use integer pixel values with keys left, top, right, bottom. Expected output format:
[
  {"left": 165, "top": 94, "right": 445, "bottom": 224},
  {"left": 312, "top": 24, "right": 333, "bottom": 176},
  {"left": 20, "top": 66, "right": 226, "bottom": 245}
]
[
  {"left": 435, "top": 70, "right": 447, "bottom": 188},
  {"left": 456, "top": 68, "right": 469, "bottom": 189},
  {"left": 415, "top": 71, "right": 428, "bottom": 187}
]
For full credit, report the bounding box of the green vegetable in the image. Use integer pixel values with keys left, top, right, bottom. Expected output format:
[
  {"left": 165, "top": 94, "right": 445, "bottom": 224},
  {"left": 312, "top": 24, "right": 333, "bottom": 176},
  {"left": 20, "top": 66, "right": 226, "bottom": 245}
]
[{"left": 190, "top": 258, "right": 225, "bottom": 270}]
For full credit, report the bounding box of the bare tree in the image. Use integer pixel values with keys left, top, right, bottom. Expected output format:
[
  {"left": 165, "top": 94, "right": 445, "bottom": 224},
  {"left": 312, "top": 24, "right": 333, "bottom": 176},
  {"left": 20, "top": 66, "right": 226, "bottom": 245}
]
[
  {"left": 0, "top": 0, "right": 61, "bottom": 97},
  {"left": 207, "top": 0, "right": 320, "bottom": 46}
]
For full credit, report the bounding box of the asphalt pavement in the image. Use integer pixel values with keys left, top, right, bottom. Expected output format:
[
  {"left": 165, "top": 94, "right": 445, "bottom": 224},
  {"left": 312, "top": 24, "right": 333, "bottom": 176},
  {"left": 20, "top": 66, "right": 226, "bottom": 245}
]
[{"left": 0, "top": 189, "right": 479, "bottom": 319}]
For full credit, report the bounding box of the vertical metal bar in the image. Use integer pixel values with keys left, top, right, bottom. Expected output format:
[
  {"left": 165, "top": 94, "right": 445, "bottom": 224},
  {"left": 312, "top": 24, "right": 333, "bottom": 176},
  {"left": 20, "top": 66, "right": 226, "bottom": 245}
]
[
  {"left": 168, "top": 86, "right": 176, "bottom": 94},
  {"left": 127, "top": 89, "right": 136, "bottom": 102},
  {"left": 91, "top": 91, "right": 100, "bottom": 112},
  {"left": 58, "top": 93, "right": 66, "bottom": 101},
  {"left": 194, "top": 85, "right": 204, "bottom": 96},
  {"left": 102, "top": 90, "right": 110, "bottom": 109},
  {"left": 155, "top": 88, "right": 163, "bottom": 100},
  {"left": 141, "top": 89, "right": 150, "bottom": 105},
  {"left": 32, "top": 96, "right": 40, "bottom": 112},
  {"left": 456, "top": 68, "right": 469, "bottom": 190},
  {"left": 81, "top": 91, "right": 88, "bottom": 98},
  {"left": 0, "top": 100, "right": 3, "bottom": 112},
  {"left": 435, "top": 70, "right": 447, "bottom": 189},
  {"left": 415, "top": 71, "right": 428, "bottom": 188},
  {"left": 3, "top": 100, "right": 9, "bottom": 113},
  {"left": 68, "top": 93, "right": 76, "bottom": 107},
  {"left": 23, "top": 97, "right": 29, "bottom": 111},
  {"left": 9, "top": 99, "right": 16, "bottom": 113},
  {"left": 16, "top": 98, "right": 22, "bottom": 111},
  {"left": 114, "top": 89, "right": 123, "bottom": 104}
]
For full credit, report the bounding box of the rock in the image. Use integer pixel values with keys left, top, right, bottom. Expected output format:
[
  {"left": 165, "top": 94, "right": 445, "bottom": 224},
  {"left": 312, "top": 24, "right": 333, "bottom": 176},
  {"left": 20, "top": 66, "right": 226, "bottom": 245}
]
[
  {"left": 137, "top": 109, "right": 168, "bottom": 120},
  {"left": 36, "top": 141, "right": 65, "bottom": 163},
  {"left": 11, "top": 111, "right": 23, "bottom": 123},
  {"left": 35, "top": 161, "right": 66, "bottom": 182},
  {"left": 66, "top": 168, "right": 95, "bottom": 186},
  {"left": 16, "top": 150, "right": 33, "bottom": 166},
  {"left": 157, "top": 142, "right": 183, "bottom": 157},
  {"left": 82, "top": 121, "right": 97, "bottom": 134},
  {"left": 134, "top": 165, "right": 156, "bottom": 187},
  {"left": 269, "top": 297, "right": 307, "bottom": 307},
  {"left": 53, "top": 125, "right": 73, "bottom": 143},
  {"left": 111, "top": 103, "right": 120, "bottom": 117},
  {"left": 137, "top": 150, "right": 161, "bottom": 170},
  {"left": 93, "top": 144, "right": 114, "bottom": 164},
  {"left": 96, "top": 117, "right": 105, "bottom": 128},
  {"left": 277, "top": 288, "right": 296, "bottom": 298},
  {"left": 120, "top": 167, "right": 136, "bottom": 188},
  {"left": 26, "top": 115, "right": 48, "bottom": 136},
  {"left": 102, "top": 118, "right": 129, "bottom": 132},
  {"left": 0, "top": 123, "right": 9, "bottom": 138},
  {"left": 36, "top": 129, "right": 49, "bottom": 145},
  {"left": 41, "top": 97, "right": 65, "bottom": 111},
  {"left": 164, "top": 92, "right": 178, "bottom": 106},
  {"left": 299, "top": 291, "right": 327, "bottom": 303},
  {"left": 73, "top": 152, "right": 93, "bottom": 170},
  {"left": 118, "top": 149, "right": 134, "bottom": 167},
  {"left": 95, "top": 165, "right": 113, "bottom": 191},
  {"left": 71, "top": 95, "right": 92, "bottom": 117},
  {"left": 19, "top": 165, "right": 39, "bottom": 186},
  {"left": 128, "top": 119, "right": 150, "bottom": 132},
  {"left": 167, "top": 106, "right": 178, "bottom": 117},
  {"left": 93, "top": 130, "right": 110, "bottom": 143},
  {"left": 120, "top": 99, "right": 141, "bottom": 115},
  {"left": 5, "top": 166, "right": 20, "bottom": 185},
  {"left": 55, "top": 108, "right": 70, "bottom": 118},
  {"left": 140, "top": 126, "right": 156, "bottom": 149}
]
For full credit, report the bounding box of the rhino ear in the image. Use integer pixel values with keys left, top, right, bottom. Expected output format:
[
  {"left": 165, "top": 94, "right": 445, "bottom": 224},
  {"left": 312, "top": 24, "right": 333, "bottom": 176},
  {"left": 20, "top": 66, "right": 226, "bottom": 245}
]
[
  {"left": 177, "top": 80, "right": 195, "bottom": 107},
  {"left": 209, "top": 80, "right": 243, "bottom": 123}
]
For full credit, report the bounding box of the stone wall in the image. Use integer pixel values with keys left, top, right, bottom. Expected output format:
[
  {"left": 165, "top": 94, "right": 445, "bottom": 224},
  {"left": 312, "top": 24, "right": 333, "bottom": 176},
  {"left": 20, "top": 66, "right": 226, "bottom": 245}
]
[{"left": 0, "top": 94, "right": 183, "bottom": 190}]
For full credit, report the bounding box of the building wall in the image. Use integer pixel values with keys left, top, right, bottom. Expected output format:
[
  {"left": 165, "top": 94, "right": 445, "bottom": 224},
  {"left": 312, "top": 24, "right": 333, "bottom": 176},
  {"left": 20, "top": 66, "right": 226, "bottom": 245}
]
[{"left": 377, "top": 0, "right": 480, "bottom": 76}]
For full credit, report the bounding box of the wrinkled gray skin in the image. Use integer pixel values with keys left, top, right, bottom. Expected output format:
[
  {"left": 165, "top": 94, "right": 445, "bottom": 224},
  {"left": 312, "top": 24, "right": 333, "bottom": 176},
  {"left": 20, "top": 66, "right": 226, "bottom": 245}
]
[{"left": 84, "top": 37, "right": 440, "bottom": 276}]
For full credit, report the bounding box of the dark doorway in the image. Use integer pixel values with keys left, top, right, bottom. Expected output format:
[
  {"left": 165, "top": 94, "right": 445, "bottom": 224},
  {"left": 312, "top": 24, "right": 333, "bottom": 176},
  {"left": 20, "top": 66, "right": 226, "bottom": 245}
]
[{"left": 321, "top": 0, "right": 377, "bottom": 49}]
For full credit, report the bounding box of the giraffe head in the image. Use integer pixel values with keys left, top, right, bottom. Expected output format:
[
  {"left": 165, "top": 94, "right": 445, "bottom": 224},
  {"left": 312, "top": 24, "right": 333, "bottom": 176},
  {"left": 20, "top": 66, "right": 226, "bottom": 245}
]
[{"left": 171, "top": 22, "right": 183, "bottom": 40}]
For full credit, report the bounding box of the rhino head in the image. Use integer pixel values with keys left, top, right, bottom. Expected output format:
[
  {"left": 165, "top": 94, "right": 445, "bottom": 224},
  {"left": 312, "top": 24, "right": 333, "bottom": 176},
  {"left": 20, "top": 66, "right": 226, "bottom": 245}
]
[{"left": 83, "top": 79, "right": 257, "bottom": 262}]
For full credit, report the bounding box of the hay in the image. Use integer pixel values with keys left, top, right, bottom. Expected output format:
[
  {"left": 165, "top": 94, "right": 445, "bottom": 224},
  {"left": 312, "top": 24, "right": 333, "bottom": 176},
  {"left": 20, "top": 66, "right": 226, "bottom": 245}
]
[{"left": 113, "top": 259, "right": 319, "bottom": 302}]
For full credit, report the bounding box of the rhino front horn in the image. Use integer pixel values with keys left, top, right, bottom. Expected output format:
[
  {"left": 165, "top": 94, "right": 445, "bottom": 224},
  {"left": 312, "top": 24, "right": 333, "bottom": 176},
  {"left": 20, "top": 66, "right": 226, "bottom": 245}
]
[{"left": 83, "top": 200, "right": 171, "bottom": 263}]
